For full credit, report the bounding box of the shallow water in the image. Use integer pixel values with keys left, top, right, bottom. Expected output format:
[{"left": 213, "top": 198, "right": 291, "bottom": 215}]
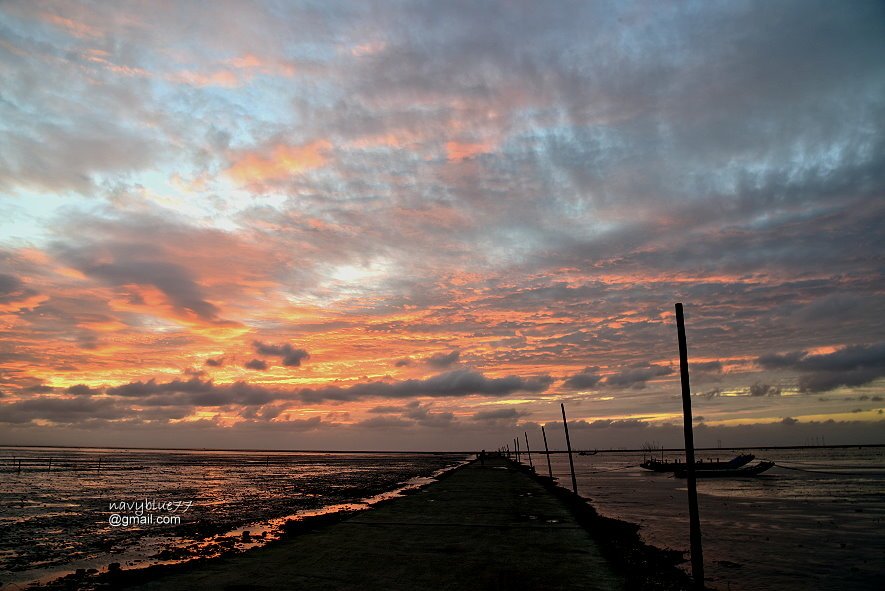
[
  {"left": 0, "top": 447, "right": 466, "bottom": 588},
  {"left": 544, "top": 447, "right": 885, "bottom": 591}
]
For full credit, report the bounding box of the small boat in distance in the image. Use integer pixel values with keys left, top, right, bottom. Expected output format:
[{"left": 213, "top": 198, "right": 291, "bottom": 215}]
[
  {"left": 675, "top": 461, "right": 775, "bottom": 478},
  {"left": 640, "top": 453, "right": 755, "bottom": 473}
]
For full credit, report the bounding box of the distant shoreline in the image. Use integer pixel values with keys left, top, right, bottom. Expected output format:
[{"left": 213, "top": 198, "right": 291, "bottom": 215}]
[{"left": 1, "top": 442, "right": 883, "bottom": 453}]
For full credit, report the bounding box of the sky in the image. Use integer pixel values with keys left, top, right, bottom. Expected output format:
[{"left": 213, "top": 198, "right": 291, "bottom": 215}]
[{"left": 1, "top": 0, "right": 883, "bottom": 451}]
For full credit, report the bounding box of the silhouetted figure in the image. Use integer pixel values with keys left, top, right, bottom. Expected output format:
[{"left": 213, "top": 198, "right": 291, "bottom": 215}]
[{"left": 479, "top": 449, "right": 486, "bottom": 467}]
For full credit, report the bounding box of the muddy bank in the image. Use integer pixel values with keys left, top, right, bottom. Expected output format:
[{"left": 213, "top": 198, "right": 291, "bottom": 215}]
[{"left": 510, "top": 459, "right": 694, "bottom": 590}]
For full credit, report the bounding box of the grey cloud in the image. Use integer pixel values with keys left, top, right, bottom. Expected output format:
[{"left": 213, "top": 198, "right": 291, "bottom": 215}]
[
  {"left": 35, "top": 211, "right": 269, "bottom": 332},
  {"left": 253, "top": 341, "right": 310, "bottom": 367},
  {"left": 89, "top": 259, "right": 221, "bottom": 322},
  {"left": 297, "top": 369, "right": 553, "bottom": 403},
  {"left": 66, "top": 384, "right": 99, "bottom": 396},
  {"left": 0, "top": 117, "right": 159, "bottom": 194},
  {"left": 562, "top": 367, "right": 602, "bottom": 390},
  {"left": 748, "top": 383, "right": 782, "bottom": 397},
  {"left": 60, "top": 369, "right": 552, "bottom": 413},
  {"left": 54, "top": 241, "right": 227, "bottom": 323},
  {"left": 394, "top": 358, "right": 413, "bottom": 367},
  {"left": 205, "top": 357, "right": 225, "bottom": 367},
  {"left": 604, "top": 364, "right": 673, "bottom": 389},
  {"left": 759, "top": 342, "right": 885, "bottom": 392},
  {"left": 562, "top": 418, "right": 650, "bottom": 430},
  {"left": 426, "top": 350, "right": 460, "bottom": 368},
  {"left": 0, "top": 396, "right": 128, "bottom": 425},
  {"left": 245, "top": 359, "right": 268, "bottom": 371},
  {"left": 403, "top": 404, "right": 454, "bottom": 428},
  {"left": 110, "top": 379, "right": 277, "bottom": 408},
  {"left": 24, "top": 384, "right": 55, "bottom": 394},
  {"left": 472, "top": 408, "right": 523, "bottom": 421},
  {"left": 106, "top": 377, "right": 215, "bottom": 398},
  {"left": 0, "top": 273, "right": 36, "bottom": 304}
]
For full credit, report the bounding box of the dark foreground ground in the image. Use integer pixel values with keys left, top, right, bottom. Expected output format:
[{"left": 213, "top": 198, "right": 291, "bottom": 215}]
[{"left": 47, "top": 457, "right": 693, "bottom": 590}]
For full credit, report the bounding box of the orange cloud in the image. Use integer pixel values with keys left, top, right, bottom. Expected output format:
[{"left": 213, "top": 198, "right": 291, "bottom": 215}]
[
  {"left": 40, "top": 13, "right": 101, "bottom": 39},
  {"left": 228, "top": 54, "right": 263, "bottom": 69},
  {"left": 445, "top": 140, "right": 494, "bottom": 162},
  {"left": 224, "top": 54, "right": 297, "bottom": 77},
  {"left": 227, "top": 140, "right": 332, "bottom": 184}
]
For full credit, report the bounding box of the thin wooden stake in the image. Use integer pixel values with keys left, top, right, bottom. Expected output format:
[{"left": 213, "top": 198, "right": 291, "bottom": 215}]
[
  {"left": 676, "top": 302, "right": 704, "bottom": 589},
  {"left": 561, "top": 403, "right": 578, "bottom": 494},
  {"left": 523, "top": 431, "right": 534, "bottom": 470},
  {"left": 542, "top": 426, "right": 553, "bottom": 478},
  {"left": 48, "top": 457, "right": 52, "bottom": 472},
  {"left": 515, "top": 437, "right": 520, "bottom": 463}
]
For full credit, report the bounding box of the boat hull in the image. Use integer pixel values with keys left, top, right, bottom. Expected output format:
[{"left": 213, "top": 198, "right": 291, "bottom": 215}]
[
  {"left": 675, "top": 461, "right": 775, "bottom": 478},
  {"left": 640, "top": 453, "right": 755, "bottom": 473}
]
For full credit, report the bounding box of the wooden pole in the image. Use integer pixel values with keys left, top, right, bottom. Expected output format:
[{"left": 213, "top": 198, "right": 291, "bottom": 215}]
[
  {"left": 48, "top": 457, "right": 52, "bottom": 472},
  {"left": 515, "top": 437, "right": 520, "bottom": 463},
  {"left": 676, "top": 302, "right": 704, "bottom": 589},
  {"left": 524, "top": 431, "right": 534, "bottom": 470},
  {"left": 561, "top": 403, "right": 578, "bottom": 494},
  {"left": 542, "top": 426, "right": 553, "bottom": 478}
]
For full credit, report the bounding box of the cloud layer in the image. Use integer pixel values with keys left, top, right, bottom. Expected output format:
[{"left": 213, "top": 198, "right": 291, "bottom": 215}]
[{"left": 0, "top": 0, "right": 883, "bottom": 448}]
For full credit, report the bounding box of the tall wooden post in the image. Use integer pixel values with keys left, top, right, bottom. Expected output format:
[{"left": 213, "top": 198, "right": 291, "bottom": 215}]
[
  {"left": 515, "top": 437, "right": 520, "bottom": 463},
  {"left": 541, "top": 426, "right": 553, "bottom": 478},
  {"left": 524, "top": 432, "right": 534, "bottom": 470},
  {"left": 676, "top": 302, "right": 704, "bottom": 589},
  {"left": 561, "top": 403, "right": 578, "bottom": 494}
]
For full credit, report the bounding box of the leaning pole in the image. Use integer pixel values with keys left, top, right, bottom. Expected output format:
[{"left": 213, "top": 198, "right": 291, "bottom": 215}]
[{"left": 675, "top": 302, "right": 704, "bottom": 588}]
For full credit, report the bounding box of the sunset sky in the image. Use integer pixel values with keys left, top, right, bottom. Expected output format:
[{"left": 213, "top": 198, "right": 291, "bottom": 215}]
[{"left": 1, "top": 0, "right": 883, "bottom": 450}]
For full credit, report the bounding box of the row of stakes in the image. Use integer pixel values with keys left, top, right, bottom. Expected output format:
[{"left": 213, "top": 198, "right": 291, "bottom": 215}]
[
  {"left": 496, "top": 402, "right": 579, "bottom": 495},
  {"left": 493, "top": 303, "right": 705, "bottom": 590},
  {"left": 5, "top": 456, "right": 104, "bottom": 473}
]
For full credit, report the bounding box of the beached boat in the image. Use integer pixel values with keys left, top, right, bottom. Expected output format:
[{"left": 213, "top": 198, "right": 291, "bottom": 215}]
[
  {"left": 640, "top": 453, "right": 755, "bottom": 473},
  {"left": 675, "top": 461, "right": 775, "bottom": 478}
]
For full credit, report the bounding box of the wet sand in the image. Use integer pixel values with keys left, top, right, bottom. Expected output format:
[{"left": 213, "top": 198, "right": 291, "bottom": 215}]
[
  {"left": 1, "top": 449, "right": 462, "bottom": 587},
  {"left": 97, "top": 457, "right": 629, "bottom": 590}
]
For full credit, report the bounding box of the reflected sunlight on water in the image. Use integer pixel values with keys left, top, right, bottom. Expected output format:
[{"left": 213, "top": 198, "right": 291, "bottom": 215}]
[{"left": 0, "top": 448, "right": 466, "bottom": 587}]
